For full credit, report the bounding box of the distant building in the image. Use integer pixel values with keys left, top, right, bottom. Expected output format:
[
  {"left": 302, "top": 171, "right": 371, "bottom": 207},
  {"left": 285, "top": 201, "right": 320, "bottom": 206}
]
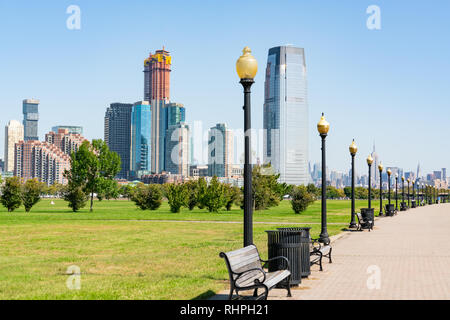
[
  {"left": 45, "top": 129, "right": 86, "bottom": 155},
  {"left": 131, "top": 101, "right": 152, "bottom": 178},
  {"left": 0, "top": 158, "right": 4, "bottom": 173},
  {"left": 104, "top": 103, "right": 133, "bottom": 179},
  {"left": 442, "top": 168, "right": 447, "bottom": 181},
  {"left": 263, "top": 45, "right": 309, "bottom": 185},
  {"left": 189, "top": 165, "right": 208, "bottom": 177},
  {"left": 15, "top": 140, "right": 70, "bottom": 185},
  {"left": 23, "top": 99, "right": 40, "bottom": 141},
  {"left": 141, "top": 172, "right": 188, "bottom": 185},
  {"left": 208, "top": 123, "right": 234, "bottom": 177},
  {"left": 151, "top": 101, "right": 185, "bottom": 174},
  {"left": 52, "top": 125, "right": 83, "bottom": 135},
  {"left": 4, "top": 120, "right": 24, "bottom": 173},
  {"left": 144, "top": 48, "right": 171, "bottom": 103},
  {"left": 165, "top": 122, "right": 190, "bottom": 176},
  {"left": 433, "top": 170, "right": 442, "bottom": 180}
]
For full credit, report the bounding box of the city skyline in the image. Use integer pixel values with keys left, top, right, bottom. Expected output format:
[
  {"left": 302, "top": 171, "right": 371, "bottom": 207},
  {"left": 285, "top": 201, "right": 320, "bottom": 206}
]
[{"left": 0, "top": 1, "right": 449, "bottom": 176}]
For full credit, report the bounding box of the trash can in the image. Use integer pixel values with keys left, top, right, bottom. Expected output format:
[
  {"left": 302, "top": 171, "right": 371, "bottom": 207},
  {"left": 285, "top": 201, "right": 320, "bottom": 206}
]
[
  {"left": 411, "top": 200, "right": 416, "bottom": 208},
  {"left": 361, "top": 208, "right": 374, "bottom": 225},
  {"left": 266, "top": 230, "right": 302, "bottom": 285},
  {"left": 385, "top": 204, "right": 395, "bottom": 216},
  {"left": 277, "top": 227, "right": 311, "bottom": 278},
  {"left": 400, "top": 202, "right": 407, "bottom": 211}
]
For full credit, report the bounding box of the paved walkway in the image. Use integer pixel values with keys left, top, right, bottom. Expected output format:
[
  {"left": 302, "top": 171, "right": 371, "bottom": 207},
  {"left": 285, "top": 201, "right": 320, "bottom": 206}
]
[{"left": 213, "top": 203, "right": 450, "bottom": 300}]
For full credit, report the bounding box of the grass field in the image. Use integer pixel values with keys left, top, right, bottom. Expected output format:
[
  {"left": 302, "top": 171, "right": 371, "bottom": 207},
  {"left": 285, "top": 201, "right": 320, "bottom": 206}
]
[{"left": 0, "top": 198, "right": 379, "bottom": 299}]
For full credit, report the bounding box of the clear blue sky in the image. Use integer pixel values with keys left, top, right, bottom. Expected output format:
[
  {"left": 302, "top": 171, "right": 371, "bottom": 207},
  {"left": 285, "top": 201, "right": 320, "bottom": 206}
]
[{"left": 0, "top": 0, "right": 449, "bottom": 176}]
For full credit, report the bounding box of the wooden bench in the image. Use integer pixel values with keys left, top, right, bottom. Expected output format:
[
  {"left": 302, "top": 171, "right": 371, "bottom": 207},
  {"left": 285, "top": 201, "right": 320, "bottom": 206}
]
[
  {"left": 309, "top": 238, "right": 332, "bottom": 271},
  {"left": 219, "top": 245, "right": 292, "bottom": 300},
  {"left": 356, "top": 212, "right": 373, "bottom": 231}
]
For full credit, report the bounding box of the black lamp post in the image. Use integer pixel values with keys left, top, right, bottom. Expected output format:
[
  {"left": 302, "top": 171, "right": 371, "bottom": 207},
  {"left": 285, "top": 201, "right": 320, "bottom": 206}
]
[
  {"left": 349, "top": 139, "right": 358, "bottom": 228},
  {"left": 378, "top": 163, "right": 384, "bottom": 216},
  {"left": 412, "top": 180, "right": 416, "bottom": 208},
  {"left": 387, "top": 169, "right": 392, "bottom": 206},
  {"left": 421, "top": 183, "right": 424, "bottom": 205},
  {"left": 395, "top": 173, "right": 399, "bottom": 211},
  {"left": 236, "top": 46, "right": 257, "bottom": 247},
  {"left": 402, "top": 176, "right": 405, "bottom": 208},
  {"left": 367, "top": 155, "right": 373, "bottom": 209},
  {"left": 318, "top": 113, "right": 330, "bottom": 244},
  {"left": 407, "top": 178, "right": 410, "bottom": 208}
]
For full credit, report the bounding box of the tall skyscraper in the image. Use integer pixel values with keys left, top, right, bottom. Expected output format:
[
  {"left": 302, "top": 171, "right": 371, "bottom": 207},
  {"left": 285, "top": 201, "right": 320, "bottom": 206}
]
[
  {"left": 144, "top": 48, "right": 171, "bottom": 102},
  {"left": 442, "top": 168, "right": 447, "bottom": 181},
  {"left": 151, "top": 102, "right": 185, "bottom": 174},
  {"left": 52, "top": 125, "right": 83, "bottom": 135},
  {"left": 263, "top": 46, "right": 309, "bottom": 185},
  {"left": 208, "top": 123, "right": 233, "bottom": 177},
  {"left": 371, "top": 143, "right": 380, "bottom": 187},
  {"left": 23, "top": 99, "right": 39, "bottom": 141},
  {"left": 104, "top": 103, "right": 133, "bottom": 179},
  {"left": 4, "top": 120, "right": 24, "bottom": 173},
  {"left": 131, "top": 101, "right": 152, "bottom": 178},
  {"left": 165, "top": 122, "right": 190, "bottom": 176}
]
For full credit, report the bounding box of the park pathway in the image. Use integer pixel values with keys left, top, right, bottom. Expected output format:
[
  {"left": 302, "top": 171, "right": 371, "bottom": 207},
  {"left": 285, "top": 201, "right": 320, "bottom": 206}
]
[{"left": 213, "top": 203, "right": 450, "bottom": 300}]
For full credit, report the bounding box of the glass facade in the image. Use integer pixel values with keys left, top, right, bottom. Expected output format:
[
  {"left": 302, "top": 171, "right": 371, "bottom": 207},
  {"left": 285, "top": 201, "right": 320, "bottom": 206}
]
[
  {"left": 131, "top": 102, "right": 152, "bottom": 177},
  {"left": 23, "top": 99, "right": 39, "bottom": 141},
  {"left": 104, "top": 103, "right": 133, "bottom": 179},
  {"left": 263, "top": 46, "right": 310, "bottom": 185}
]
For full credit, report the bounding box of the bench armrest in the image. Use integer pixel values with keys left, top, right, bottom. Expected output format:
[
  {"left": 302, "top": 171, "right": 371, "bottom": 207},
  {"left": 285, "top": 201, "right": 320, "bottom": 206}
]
[
  {"left": 260, "top": 256, "right": 291, "bottom": 271},
  {"left": 234, "top": 268, "right": 266, "bottom": 286},
  {"left": 310, "top": 237, "right": 322, "bottom": 251}
]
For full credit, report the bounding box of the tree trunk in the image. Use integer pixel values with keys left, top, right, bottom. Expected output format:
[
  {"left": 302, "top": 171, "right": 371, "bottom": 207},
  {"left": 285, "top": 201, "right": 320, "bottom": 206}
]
[{"left": 90, "top": 192, "right": 94, "bottom": 212}]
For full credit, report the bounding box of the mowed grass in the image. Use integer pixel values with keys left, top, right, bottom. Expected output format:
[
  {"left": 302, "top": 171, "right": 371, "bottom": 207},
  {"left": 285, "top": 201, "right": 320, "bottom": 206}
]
[{"left": 0, "top": 198, "right": 377, "bottom": 299}]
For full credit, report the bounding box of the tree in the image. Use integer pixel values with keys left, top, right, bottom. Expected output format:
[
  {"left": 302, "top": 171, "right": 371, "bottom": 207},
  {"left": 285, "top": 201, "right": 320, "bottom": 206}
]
[
  {"left": 21, "top": 179, "right": 43, "bottom": 212},
  {"left": 120, "top": 184, "right": 135, "bottom": 201},
  {"left": 184, "top": 180, "right": 199, "bottom": 210},
  {"left": 223, "top": 184, "right": 241, "bottom": 211},
  {"left": 164, "top": 183, "right": 188, "bottom": 213},
  {"left": 276, "top": 182, "right": 294, "bottom": 201},
  {"left": 131, "top": 183, "right": 162, "bottom": 210},
  {"left": 203, "top": 176, "right": 226, "bottom": 212},
  {"left": 97, "top": 179, "right": 120, "bottom": 201},
  {"left": 64, "top": 140, "right": 121, "bottom": 212},
  {"left": 1, "top": 177, "right": 23, "bottom": 212},
  {"left": 290, "top": 185, "right": 315, "bottom": 214},
  {"left": 306, "top": 184, "right": 319, "bottom": 198},
  {"left": 252, "top": 164, "right": 280, "bottom": 210},
  {"left": 62, "top": 183, "right": 88, "bottom": 212},
  {"left": 343, "top": 187, "right": 352, "bottom": 198},
  {"left": 326, "top": 186, "right": 344, "bottom": 199},
  {"left": 196, "top": 177, "right": 208, "bottom": 209}
]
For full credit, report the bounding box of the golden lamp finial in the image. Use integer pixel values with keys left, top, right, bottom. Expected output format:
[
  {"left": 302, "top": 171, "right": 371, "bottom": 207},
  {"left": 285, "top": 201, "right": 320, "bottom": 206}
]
[
  {"left": 317, "top": 113, "right": 330, "bottom": 135},
  {"left": 236, "top": 46, "right": 258, "bottom": 79}
]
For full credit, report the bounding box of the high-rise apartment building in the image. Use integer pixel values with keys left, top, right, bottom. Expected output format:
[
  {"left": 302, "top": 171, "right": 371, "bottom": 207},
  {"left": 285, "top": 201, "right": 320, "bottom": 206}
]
[
  {"left": 208, "top": 123, "right": 233, "bottom": 177},
  {"left": 442, "top": 168, "right": 447, "bottom": 181},
  {"left": 104, "top": 103, "right": 133, "bottom": 179},
  {"left": 22, "top": 99, "right": 40, "bottom": 141},
  {"left": 45, "top": 129, "right": 86, "bottom": 155},
  {"left": 4, "top": 120, "right": 24, "bottom": 173},
  {"left": 263, "top": 46, "right": 309, "bottom": 185},
  {"left": 14, "top": 140, "right": 70, "bottom": 185},
  {"left": 144, "top": 48, "right": 171, "bottom": 102},
  {"left": 131, "top": 101, "right": 152, "bottom": 178},
  {"left": 52, "top": 125, "right": 83, "bottom": 135},
  {"left": 165, "top": 122, "right": 190, "bottom": 176}
]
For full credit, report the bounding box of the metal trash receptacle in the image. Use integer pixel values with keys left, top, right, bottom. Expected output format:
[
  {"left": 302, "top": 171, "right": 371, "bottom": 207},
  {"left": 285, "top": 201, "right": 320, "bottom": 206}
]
[
  {"left": 266, "top": 230, "right": 302, "bottom": 285},
  {"left": 361, "top": 208, "right": 375, "bottom": 225}
]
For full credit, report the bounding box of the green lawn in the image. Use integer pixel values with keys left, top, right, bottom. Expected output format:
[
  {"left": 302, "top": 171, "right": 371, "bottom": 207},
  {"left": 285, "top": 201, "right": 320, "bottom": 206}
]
[{"left": 0, "top": 198, "right": 378, "bottom": 300}]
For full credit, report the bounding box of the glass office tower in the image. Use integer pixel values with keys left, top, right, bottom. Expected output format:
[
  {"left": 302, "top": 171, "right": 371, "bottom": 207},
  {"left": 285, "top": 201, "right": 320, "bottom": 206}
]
[
  {"left": 131, "top": 101, "right": 152, "bottom": 178},
  {"left": 263, "top": 46, "right": 309, "bottom": 185},
  {"left": 104, "top": 103, "right": 133, "bottom": 179},
  {"left": 23, "top": 99, "right": 39, "bottom": 141}
]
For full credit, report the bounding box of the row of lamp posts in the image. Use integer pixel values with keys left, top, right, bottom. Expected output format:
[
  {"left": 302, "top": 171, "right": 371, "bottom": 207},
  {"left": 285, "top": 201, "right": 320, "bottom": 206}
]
[{"left": 235, "top": 46, "right": 447, "bottom": 247}]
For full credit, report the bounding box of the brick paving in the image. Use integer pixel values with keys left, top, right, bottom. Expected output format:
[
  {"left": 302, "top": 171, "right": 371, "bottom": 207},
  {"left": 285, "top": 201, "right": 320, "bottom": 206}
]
[{"left": 213, "top": 203, "right": 450, "bottom": 300}]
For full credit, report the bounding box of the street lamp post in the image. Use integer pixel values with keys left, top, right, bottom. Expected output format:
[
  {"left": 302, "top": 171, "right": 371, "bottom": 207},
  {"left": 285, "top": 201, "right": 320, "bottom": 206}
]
[
  {"left": 349, "top": 140, "right": 358, "bottom": 228},
  {"left": 236, "top": 46, "right": 257, "bottom": 247},
  {"left": 402, "top": 176, "right": 405, "bottom": 210},
  {"left": 395, "top": 173, "right": 399, "bottom": 211},
  {"left": 378, "top": 163, "right": 384, "bottom": 216},
  {"left": 412, "top": 179, "right": 416, "bottom": 208},
  {"left": 367, "top": 155, "right": 373, "bottom": 209},
  {"left": 407, "top": 178, "right": 410, "bottom": 208},
  {"left": 318, "top": 114, "right": 330, "bottom": 244},
  {"left": 387, "top": 169, "right": 392, "bottom": 215}
]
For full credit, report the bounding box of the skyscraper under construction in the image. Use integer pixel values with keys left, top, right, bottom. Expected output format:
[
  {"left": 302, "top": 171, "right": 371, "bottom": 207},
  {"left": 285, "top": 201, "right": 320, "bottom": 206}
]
[{"left": 143, "top": 48, "right": 171, "bottom": 102}]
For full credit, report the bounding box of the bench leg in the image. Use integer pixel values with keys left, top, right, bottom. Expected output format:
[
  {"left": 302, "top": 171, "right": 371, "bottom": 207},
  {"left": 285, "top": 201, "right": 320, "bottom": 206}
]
[
  {"left": 286, "top": 277, "right": 292, "bottom": 297},
  {"left": 228, "top": 285, "right": 234, "bottom": 300},
  {"left": 253, "top": 288, "right": 258, "bottom": 297},
  {"left": 328, "top": 247, "right": 333, "bottom": 263},
  {"left": 319, "top": 255, "right": 323, "bottom": 271}
]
